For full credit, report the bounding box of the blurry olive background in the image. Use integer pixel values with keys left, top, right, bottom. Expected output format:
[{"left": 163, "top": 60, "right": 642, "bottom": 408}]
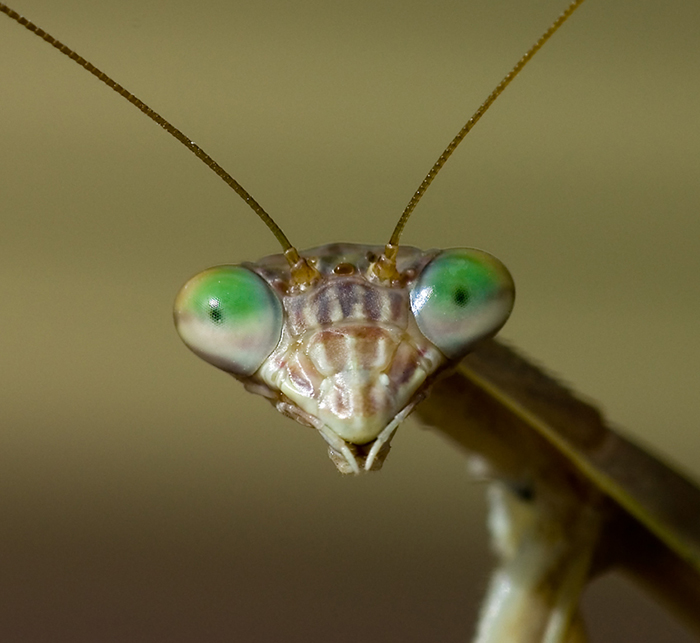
[{"left": 1, "top": 0, "right": 698, "bottom": 640}]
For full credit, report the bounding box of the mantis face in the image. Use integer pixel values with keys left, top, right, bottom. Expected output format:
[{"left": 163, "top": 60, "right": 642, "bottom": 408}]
[{"left": 174, "top": 244, "right": 514, "bottom": 472}]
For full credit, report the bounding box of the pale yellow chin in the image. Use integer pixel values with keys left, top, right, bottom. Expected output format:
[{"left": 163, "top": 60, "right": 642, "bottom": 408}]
[
  {"left": 317, "top": 406, "right": 391, "bottom": 446},
  {"left": 318, "top": 416, "right": 385, "bottom": 446},
  {"left": 280, "top": 365, "right": 429, "bottom": 446}
]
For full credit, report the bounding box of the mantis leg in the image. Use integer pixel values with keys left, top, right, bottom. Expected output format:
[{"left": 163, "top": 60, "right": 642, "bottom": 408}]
[{"left": 472, "top": 482, "right": 601, "bottom": 643}]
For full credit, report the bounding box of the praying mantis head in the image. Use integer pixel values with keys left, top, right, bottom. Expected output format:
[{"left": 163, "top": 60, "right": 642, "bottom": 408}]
[{"left": 166, "top": 2, "right": 585, "bottom": 472}]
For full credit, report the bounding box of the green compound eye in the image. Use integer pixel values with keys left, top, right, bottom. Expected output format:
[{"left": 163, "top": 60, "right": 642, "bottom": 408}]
[
  {"left": 410, "top": 249, "right": 515, "bottom": 359},
  {"left": 174, "top": 266, "right": 283, "bottom": 376}
]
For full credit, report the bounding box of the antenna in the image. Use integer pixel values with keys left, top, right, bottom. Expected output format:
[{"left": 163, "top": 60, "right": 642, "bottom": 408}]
[
  {"left": 0, "top": 3, "right": 322, "bottom": 284},
  {"left": 373, "top": 0, "right": 587, "bottom": 280}
]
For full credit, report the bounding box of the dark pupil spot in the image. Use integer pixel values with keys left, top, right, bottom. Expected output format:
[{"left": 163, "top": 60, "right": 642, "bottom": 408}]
[
  {"left": 452, "top": 287, "right": 469, "bottom": 307},
  {"left": 510, "top": 482, "right": 535, "bottom": 503},
  {"left": 209, "top": 304, "right": 223, "bottom": 324}
]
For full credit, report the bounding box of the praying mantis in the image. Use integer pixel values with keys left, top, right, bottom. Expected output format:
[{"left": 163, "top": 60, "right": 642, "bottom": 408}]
[{"left": 1, "top": 0, "right": 699, "bottom": 641}]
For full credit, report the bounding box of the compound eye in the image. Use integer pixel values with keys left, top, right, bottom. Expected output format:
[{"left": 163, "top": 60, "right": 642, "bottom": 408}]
[
  {"left": 174, "top": 266, "right": 283, "bottom": 376},
  {"left": 410, "top": 249, "right": 515, "bottom": 358}
]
